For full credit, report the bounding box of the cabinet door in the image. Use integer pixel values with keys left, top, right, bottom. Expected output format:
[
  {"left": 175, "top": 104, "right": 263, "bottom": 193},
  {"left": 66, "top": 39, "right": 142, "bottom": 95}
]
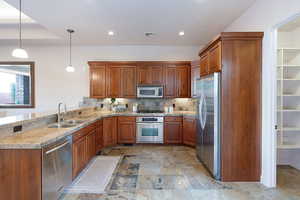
[
  {"left": 122, "top": 66, "right": 136, "bottom": 98},
  {"left": 86, "top": 130, "right": 96, "bottom": 162},
  {"left": 183, "top": 116, "right": 196, "bottom": 146},
  {"left": 151, "top": 65, "right": 164, "bottom": 84},
  {"left": 103, "top": 117, "right": 118, "bottom": 147},
  {"left": 164, "top": 66, "right": 177, "bottom": 98},
  {"left": 72, "top": 136, "right": 86, "bottom": 179},
  {"left": 164, "top": 117, "right": 182, "bottom": 144},
  {"left": 176, "top": 66, "right": 190, "bottom": 98},
  {"left": 137, "top": 66, "right": 152, "bottom": 84},
  {"left": 118, "top": 117, "right": 136, "bottom": 144},
  {"left": 200, "top": 53, "right": 209, "bottom": 76},
  {"left": 106, "top": 66, "right": 122, "bottom": 98},
  {"left": 96, "top": 120, "right": 103, "bottom": 152},
  {"left": 209, "top": 42, "right": 222, "bottom": 73},
  {"left": 191, "top": 64, "right": 200, "bottom": 97},
  {"left": 90, "top": 65, "right": 106, "bottom": 98}
]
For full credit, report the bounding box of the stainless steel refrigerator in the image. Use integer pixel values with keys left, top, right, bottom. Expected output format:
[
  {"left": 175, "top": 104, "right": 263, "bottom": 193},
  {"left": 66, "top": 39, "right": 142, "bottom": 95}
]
[{"left": 196, "top": 72, "right": 221, "bottom": 180}]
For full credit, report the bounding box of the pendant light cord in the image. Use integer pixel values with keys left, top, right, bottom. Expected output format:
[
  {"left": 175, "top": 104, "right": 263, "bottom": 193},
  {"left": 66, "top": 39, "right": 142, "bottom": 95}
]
[
  {"left": 69, "top": 31, "right": 72, "bottom": 66},
  {"left": 19, "top": 0, "right": 22, "bottom": 48}
]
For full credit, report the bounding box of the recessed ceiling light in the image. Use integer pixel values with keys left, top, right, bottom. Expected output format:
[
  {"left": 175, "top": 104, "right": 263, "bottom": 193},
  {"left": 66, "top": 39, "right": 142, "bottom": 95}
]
[
  {"left": 108, "top": 31, "right": 114, "bottom": 36},
  {"left": 179, "top": 31, "right": 185, "bottom": 36}
]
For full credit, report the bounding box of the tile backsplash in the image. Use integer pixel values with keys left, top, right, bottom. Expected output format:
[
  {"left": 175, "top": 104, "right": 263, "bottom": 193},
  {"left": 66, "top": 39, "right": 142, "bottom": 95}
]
[{"left": 81, "top": 97, "right": 197, "bottom": 112}]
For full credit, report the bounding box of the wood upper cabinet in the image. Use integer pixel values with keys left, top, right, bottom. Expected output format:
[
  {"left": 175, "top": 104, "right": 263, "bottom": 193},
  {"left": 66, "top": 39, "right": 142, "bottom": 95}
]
[
  {"left": 200, "top": 53, "right": 209, "bottom": 76},
  {"left": 191, "top": 60, "right": 200, "bottom": 97},
  {"left": 89, "top": 64, "right": 106, "bottom": 98},
  {"left": 106, "top": 66, "right": 122, "bottom": 98},
  {"left": 164, "top": 66, "right": 177, "bottom": 98},
  {"left": 118, "top": 116, "right": 136, "bottom": 144},
  {"left": 137, "top": 64, "right": 164, "bottom": 85},
  {"left": 176, "top": 66, "right": 190, "bottom": 98},
  {"left": 121, "top": 66, "right": 137, "bottom": 98},
  {"left": 165, "top": 64, "right": 190, "bottom": 98},
  {"left": 103, "top": 117, "right": 117, "bottom": 147},
  {"left": 73, "top": 136, "right": 87, "bottom": 179},
  {"left": 164, "top": 117, "right": 182, "bottom": 144},
  {"left": 208, "top": 41, "right": 222, "bottom": 73},
  {"left": 183, "top": 116, "right": 196, "bottom": 146}
]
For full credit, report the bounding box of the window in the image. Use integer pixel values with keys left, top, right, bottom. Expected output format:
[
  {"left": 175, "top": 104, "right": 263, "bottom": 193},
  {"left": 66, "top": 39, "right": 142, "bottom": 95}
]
[{"left": 0, "top": 62, "right": 35, "bottom": 108}]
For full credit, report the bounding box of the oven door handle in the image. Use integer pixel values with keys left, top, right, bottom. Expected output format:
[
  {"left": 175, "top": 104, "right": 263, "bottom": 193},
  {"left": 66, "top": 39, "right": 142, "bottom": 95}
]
[{"left": 137, "top": 123, "right": 163, "bottom": 126}]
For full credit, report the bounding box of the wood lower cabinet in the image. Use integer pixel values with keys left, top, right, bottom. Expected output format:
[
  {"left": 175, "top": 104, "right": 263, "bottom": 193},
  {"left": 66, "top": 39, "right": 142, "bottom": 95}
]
[
  {"left": 118, "top": 116, "right": 136, "bottom": 144},
  {"left": 191, "top": 60, "right": 200, "bottom": 97},
  {"left": 183, "top": 116, "right": 196, "bottom": 146},
  {"left": 164, "top": 117, "right": 182, "bottom": 144},
  {"left": 72, "top": 121, "right": 98, "bottom": 179},
  {"left": 0, "top": 149, "right": 42, "bottom": 200},
  {"left": 96, "top": 120, "right": 103, "bottom": 152},
  {"left": 103, "top": 117, "right": 118, "bottom": 147},
  {"left": 89, "top": 64, "right": 106, "bottom": 98},
  {"left": 73, "top": 136, "right": 87, "bottom": 179}
]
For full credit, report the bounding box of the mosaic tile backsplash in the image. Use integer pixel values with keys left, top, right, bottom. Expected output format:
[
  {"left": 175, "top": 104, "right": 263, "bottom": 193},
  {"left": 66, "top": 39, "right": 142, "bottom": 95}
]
[{"left": 81, "top": 97, "right": 197, "bottom": 112}]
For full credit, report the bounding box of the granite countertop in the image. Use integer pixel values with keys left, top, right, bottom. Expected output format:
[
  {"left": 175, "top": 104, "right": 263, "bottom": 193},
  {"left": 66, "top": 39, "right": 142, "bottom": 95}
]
[{"left": 0, "top": 111, "right": 196, "bottom": 149}]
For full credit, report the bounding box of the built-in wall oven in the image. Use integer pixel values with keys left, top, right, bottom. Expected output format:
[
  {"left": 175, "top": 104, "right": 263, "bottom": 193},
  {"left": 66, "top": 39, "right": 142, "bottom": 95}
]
[
  {"left": 136, "top": 117, "right": 164, "bottom": 143},
  {"left": 137, "top": 85, "right": 163, "bottom": 98}
]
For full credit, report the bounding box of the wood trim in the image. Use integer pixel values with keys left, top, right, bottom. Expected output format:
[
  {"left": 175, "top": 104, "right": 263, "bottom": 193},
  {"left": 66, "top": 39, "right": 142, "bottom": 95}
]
[
  {"left": 88, "top": 61, "right": 191, "bottom": 65},
  {"left": 0, "top": 61, "right": 35, "bottom": 108}
]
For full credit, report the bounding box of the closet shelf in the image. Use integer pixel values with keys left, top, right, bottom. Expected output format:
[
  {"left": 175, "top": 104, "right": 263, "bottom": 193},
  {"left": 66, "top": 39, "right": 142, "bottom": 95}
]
[{"left": 278, "top": 144, "right": 300, "bottom": 149}]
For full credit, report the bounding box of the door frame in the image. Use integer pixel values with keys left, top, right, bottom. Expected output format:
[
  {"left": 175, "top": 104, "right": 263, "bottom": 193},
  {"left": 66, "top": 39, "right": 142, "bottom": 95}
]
[{"left": 268, "top": 12, "right": 300, "bottom": 188}]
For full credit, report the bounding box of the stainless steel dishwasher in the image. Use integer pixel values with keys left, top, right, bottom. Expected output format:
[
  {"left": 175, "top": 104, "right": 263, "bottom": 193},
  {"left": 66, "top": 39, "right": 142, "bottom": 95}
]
[{"left": 42, "top": 135, "right": 72, "bottom": 200}]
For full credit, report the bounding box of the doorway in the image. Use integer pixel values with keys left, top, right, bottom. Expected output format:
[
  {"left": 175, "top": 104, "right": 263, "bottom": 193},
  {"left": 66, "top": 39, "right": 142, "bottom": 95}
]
[{"left": 276, "top": 15, "right": 300, "bottom": 190}]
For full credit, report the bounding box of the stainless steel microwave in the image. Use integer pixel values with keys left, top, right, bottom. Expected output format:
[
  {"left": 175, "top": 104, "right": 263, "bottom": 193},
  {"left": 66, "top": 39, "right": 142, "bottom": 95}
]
[{"left": 137, "top": 86, "right": 163, "bottom": 98}]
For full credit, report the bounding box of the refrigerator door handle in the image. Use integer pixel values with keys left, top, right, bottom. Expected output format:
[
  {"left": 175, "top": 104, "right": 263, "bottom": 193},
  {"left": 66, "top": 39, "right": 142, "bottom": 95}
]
[{"left": 202, "top": 96, "right": 207, "bottom": 130}]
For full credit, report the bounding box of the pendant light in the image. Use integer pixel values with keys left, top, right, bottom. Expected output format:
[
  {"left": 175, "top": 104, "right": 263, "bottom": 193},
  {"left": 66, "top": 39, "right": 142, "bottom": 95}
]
[
  {"left": 12, "top": 0, "right": 28, "bottom": 59},
  {"left": 66, "top": 29, "right": 75, "bottom": 72}
]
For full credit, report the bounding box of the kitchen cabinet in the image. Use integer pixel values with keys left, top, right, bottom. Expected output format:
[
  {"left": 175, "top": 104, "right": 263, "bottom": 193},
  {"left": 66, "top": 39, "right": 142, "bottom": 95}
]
[
  {"left": 89, "top": 64, "right": 106, "bottom": 98},
  {"left": 0, "top": 149, "right": 42, "bottom": 200},
  {"left": 72, "top": 121, "right": 97, "bottom": 179},
  {"left": 208, "top": 41, "right": 222, "bottom": 73},
  {"left": 96, "top": 120, "right": 103, "bottom": 152},
  {"left": 191, "top": 60, "right": 200, "bottom": 97},
  {"left": 200, "top": 53, "right": 209, "bottom": 76},
  {"left": 73, "top": 136, "right": 87, "bottom": 178},
  {"left": 106, "top": 66, "right": 122, "bottom": 98},
  {"left": 164, "top": 64, "right": 190, "bottom": 98},
  {"left": 103, "top": 117, "right": 118, "bottom": 147},
  {"left": 183, "top": 116, "right": 196, "bottom": 146},
  {"left": 86, "top": 130, "right": 96, "bottom": 162},
  {"left": 89, "top": 61, "right": 191, "bottom": 99},
  {"left": 137, "top": 64, "right": 164, "bottom": 85},
  {"left": 118, "top": 116, "right": 136, "bottom": 144},
  {"left": 164, "top": 116, "right": 182, "bottom": 144},
  {"left": 198, "top": 32, "right": 263, "bottom": 181}
]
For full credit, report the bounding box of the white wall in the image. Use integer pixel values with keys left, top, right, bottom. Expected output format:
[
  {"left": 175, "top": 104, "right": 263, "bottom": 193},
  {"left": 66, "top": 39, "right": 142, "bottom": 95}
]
[
  {"left": 225, "top": 0, "right": 300, "bottom": 187},
  {"left": 0, "top": 45, "right": 200, "bottom": 116}
]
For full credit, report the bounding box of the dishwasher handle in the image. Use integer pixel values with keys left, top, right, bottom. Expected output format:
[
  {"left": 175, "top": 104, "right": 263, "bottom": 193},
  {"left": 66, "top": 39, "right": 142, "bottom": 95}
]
[{"left": 45, "top": 141, "right": 69, "bottom": 155}]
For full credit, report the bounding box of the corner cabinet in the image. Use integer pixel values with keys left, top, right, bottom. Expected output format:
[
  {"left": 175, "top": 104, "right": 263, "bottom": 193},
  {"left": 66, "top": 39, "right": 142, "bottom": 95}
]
[
  {"left": 198, "top": 32, "right": 264, "bottom": 182},
  {"left": 103, "top": 117, "right": 118, "bottom": 147}
]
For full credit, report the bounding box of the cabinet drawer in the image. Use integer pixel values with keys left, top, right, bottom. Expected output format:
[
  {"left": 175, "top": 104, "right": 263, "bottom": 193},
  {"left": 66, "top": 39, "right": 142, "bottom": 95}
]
[
  {"left": 164, "top": 116, "right": 182, "bottom": 122},
  {"left": 73, "top": 122, "right": 97, "bottom": 142},
  {"left": 118, "top": 116, "right": 136, "bottom": 122}
]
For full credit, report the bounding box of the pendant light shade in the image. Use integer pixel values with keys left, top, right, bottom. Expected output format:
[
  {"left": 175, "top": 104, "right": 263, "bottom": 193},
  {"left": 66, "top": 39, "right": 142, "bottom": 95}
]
[
  {"left": 12, "top": 0, "right": 28, "bottom": 59},
  {"left": 66, "top": 29, "right": 75, "bottom": 72}
]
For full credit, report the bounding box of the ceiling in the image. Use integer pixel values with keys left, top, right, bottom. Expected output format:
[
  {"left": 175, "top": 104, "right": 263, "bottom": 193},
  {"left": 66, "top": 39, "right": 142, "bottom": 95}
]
[
  {"left": 279, "top": 16, "right": 300, "bottom": 32},
  {"left": 1, "top": 0, "right": 256, "bottom": 46}
]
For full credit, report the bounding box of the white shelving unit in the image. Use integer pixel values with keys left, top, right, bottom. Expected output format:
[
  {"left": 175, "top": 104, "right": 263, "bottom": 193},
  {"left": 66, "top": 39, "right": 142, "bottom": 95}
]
[{"left": 277, "top": 48, "right": 300, "bottom": 149}]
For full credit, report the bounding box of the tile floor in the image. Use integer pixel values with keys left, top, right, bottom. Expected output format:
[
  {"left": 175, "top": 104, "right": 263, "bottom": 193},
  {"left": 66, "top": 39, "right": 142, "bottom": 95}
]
[{"left": 62, "top": 145, "right": 300, "bottom": 200}]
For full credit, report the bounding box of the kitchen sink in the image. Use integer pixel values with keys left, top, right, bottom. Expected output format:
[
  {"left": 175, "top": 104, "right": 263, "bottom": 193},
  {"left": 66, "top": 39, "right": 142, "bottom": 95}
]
[{"left": 48, "top": 123, "right": 77, "bottom": 128}]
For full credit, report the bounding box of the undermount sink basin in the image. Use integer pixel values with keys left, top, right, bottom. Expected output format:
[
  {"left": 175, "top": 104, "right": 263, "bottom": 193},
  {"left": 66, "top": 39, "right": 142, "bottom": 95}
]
[
  {"left": 48, "top": 123, "right": 77, "bottom": 128},
  {"left": 64, "top": 119, "right": 86, "bottom": 124}
]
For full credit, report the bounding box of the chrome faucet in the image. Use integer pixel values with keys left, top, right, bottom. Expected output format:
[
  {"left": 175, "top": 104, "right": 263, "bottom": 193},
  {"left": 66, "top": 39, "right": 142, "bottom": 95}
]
[{"left": 58, "top": 103, "right": 67, "bottom": 126}]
